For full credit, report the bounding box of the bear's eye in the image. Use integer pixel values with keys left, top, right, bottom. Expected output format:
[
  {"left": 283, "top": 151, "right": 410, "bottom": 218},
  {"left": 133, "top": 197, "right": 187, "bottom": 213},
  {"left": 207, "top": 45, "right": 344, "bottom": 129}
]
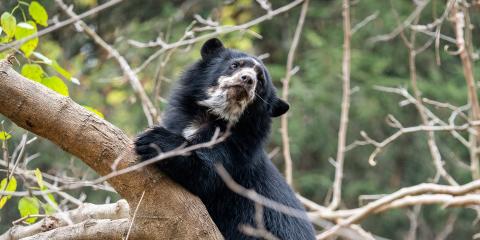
[
  {"left": 257, "top": 71, "right": 265, "bottom": 83},
  {"left": 230, "top": 62, "right": 239, "bottom": 70}
]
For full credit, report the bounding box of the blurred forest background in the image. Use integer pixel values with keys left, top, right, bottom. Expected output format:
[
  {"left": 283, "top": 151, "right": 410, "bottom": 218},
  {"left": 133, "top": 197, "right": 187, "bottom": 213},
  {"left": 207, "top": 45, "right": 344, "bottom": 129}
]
[{"left": 1, "top": 0, "right": 479, "bottom": 239}]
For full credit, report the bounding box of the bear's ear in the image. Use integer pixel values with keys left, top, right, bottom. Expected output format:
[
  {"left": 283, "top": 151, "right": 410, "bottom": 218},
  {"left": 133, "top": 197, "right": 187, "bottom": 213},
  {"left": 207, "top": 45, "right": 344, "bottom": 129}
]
[
  {"left": 270, "top": 98, "right": 289, "bottom": 117},
  {"left": 201, "top": 38, "right": 225, "bottom": 60}
]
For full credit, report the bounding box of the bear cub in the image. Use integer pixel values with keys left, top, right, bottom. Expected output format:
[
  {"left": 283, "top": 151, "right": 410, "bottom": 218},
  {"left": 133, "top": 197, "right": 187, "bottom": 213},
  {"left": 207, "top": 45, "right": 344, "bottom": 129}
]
[{"left": 135, "top": 38, "right": 315, "bottom": 240}]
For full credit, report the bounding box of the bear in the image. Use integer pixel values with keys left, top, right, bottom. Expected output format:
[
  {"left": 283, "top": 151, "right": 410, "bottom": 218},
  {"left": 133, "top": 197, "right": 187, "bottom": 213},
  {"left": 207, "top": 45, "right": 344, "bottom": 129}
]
[{"left": 135, "top": 38, "right": 316, "bottom": 240}]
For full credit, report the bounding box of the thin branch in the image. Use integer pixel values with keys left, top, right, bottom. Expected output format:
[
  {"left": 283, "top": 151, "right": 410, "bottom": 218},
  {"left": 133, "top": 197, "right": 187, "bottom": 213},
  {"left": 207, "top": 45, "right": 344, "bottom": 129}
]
[
  {"left": 0, "top": 0, "right": 123, "bottom": 52},
  {"left": 351, "top": 11, "right": 379, "bottom": 34},
  {"left": 451, "top": 3, "right": 480, "bottom": 179},
  {"left": 401, "top": 10, "right": 458, "bottom": 185},
  {"left": 367, "top": 0, "right": 430, "bottom": 44},
  {"left": 132, "top": 0, "right": 305, "bottom": 74},
  {"left": 360, "top": 123, "right": 475, "bottom": 167},
  {"left": 434, "top": 213, "right": 457, "bottom": 240},
  {"left": 329, "top": 0, "right": 352, "bottom": 210},
  {"left": 214, "top": 164, "right": 310, "bottom": 220},
  {"left": 280, "top": 0, "right": 309, "bottom": 186},
  {"left": 315, "top": 179, "right": 480, "bottom": 239},
  {"left": 125, "top": 191, "right": 145, "bottom": 240},
  {"left": 55, "top": 0, "right": 158, "bottom": 125}
]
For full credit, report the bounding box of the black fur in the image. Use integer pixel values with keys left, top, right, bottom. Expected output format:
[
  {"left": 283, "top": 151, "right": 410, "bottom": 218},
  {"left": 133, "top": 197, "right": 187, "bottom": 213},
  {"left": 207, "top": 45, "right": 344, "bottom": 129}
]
[{"left": 135, "top": 38, "right": 315, "bottom": 240}]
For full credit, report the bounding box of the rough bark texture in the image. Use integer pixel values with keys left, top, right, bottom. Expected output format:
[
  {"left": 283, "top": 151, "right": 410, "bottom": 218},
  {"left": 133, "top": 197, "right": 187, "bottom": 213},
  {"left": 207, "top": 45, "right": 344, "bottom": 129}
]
[
  {"left": 21, "top": 219, "right": 130, "bottom": 240},
  {"left": 0, "top": 58, "right": 223, "bottom": 240}
]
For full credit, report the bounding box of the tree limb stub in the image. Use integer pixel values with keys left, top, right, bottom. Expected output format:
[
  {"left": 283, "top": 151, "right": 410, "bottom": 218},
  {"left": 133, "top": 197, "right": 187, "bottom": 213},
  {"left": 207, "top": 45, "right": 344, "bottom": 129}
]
[{"left": 0, "top": 58, "right": 223, "bottom": 240}]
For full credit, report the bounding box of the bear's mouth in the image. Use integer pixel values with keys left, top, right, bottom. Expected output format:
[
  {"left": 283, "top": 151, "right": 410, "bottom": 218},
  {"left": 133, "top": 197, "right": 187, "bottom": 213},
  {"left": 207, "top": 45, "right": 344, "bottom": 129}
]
[
  {"left": 225, "top": 85, "right": 250, "bottom": 101},
  {"left": 198, "top": 81, "right": 256, "bottom": 123}
]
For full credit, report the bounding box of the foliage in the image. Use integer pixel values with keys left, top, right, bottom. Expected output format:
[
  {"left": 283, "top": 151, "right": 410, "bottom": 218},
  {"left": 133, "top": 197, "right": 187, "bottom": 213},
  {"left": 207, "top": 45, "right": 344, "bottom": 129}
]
[{"left": 0, "top": 176, "right": 17, "bottom": 208}]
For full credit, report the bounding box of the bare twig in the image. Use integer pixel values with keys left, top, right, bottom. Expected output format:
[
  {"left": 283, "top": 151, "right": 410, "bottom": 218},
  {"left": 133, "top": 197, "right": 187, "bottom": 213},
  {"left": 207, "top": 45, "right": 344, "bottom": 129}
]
[
  {"left": 315, "top": 180, "right": 480, "bottom": 239},
  {"left": 125, "top": 191, "right": 145, "bottom": 240},
  {"left": 280, "top": 0, "right": 309, "bottom": 186},
  {"left": 132, "top": 0, "right": 305, "bottom": 74},
  {"left": 351, "top": 11, "right": 379, "bottom": 34},
  {"left": 0, "top": 0, "right": 123, "bottom": 52},
  {"left": 400, "top": 11, "right": 458, "bottom": 185},
  {"left": 55, "top": 0, "right": 158, "bottom": 125},
  {"left": 405, "top": 206, "right": 421, "bottom": 240},
  {"left": 214, "top": 164, "right": 310, "bottom": 220},
  {"left": 451, "top": 3, "right": 480, "bottom": 180},
  {"left": 434, "top": 213, "right": 457, "bottom": 240},
  {"left": 329, "top": 0, "right": 352, "bottom": 210},
  {"left": 367, "top": 0, "right": 430, "bottom": 44}
]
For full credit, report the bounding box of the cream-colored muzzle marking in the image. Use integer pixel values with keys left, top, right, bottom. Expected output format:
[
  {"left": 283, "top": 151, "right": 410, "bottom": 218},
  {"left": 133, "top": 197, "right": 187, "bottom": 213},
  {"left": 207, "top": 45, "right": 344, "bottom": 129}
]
[{"left": 198, "top": 67, "right": 258, "bottom": 123}]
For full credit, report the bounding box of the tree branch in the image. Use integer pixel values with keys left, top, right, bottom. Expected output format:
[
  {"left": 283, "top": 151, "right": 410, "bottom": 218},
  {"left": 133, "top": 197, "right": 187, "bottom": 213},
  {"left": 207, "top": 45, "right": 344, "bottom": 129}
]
[
  {"left": 0, "top": 200, "right": 129, "bottom": 240},
  {"left": 451, "top": 3, "right": 480, "bottom": 180}
]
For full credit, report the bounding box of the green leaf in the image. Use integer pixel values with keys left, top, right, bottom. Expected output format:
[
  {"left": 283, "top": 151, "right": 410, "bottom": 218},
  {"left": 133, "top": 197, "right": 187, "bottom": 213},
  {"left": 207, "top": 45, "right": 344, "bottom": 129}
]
[
  {"left": 39, "top": 185, "right": 57, "bottom": 214},
  {"left": 82, "top": 106, "right": 104, "bottom": 119},
  {"left": 18, "top": 197, "right": 39, "bottom": 223},
  {"left": 41, "top": 76, "right": 69, "bottom": 96},
  {"left": 21, "top": 63, "right": 44, "bottom": 82},
  {"left": 0, "top": 131, "right": 11, "bottom": 141},
  {"left": 42, "top": 202, "right": 55, "bottom": 214},
  {"left": 42, "top": 192, "right": 57, "bottom": 214},
  {"left": 34, "top": 168, "right": 43, "bottom": 189},
  {"left": 0, "top": 176, "right": 17, "bottom": 208},
  {"left": 1, "top": 12, "right": 16, "bottom": 38},
  {"left": 52, "top": 60, "right": 77, "bottom": 83},
  {"left": 0, "top": 36, "right": 9, "bottom": 43},
  {"left": 47, "top": 193, "right": 57, "bottom": 206},
  {"left": 28, "top": 1, "right": 48, "bottom": 27},
  {"left": 14, "top": 21, "right": 38, "bottom": 57}
]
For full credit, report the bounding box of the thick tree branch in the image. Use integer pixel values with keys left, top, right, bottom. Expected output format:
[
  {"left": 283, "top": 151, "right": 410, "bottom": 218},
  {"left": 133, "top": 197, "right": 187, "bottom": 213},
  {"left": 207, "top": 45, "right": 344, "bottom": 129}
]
[
  {"left": 22, "top": 219, "right": 130, "bottom": 240},
  {"left": 0, "top": 57, "right": 223, "bottom": 240},
  {"left": 0, "top": 200, "right": 129, "bottom": 240}
]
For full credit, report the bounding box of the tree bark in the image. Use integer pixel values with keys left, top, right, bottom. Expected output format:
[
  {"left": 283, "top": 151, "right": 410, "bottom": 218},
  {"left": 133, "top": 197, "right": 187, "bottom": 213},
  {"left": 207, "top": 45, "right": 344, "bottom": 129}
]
[
  {"left": 22, "top": 219, "right": 131, "bottom": 240},
  {"left": 0, "top": 57, "right": 223, "bottom": 240}
]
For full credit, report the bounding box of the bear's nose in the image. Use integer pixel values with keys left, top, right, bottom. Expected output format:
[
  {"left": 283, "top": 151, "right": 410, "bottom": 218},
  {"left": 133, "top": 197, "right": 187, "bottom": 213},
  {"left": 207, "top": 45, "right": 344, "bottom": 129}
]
[{"left": 240, "top": 75, "right": 254, "bottom": 85}]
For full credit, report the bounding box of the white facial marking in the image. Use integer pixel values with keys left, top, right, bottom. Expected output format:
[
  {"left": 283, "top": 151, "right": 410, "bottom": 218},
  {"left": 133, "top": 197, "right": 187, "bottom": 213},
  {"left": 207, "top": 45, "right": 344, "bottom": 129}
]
[{"left": 198, "top": 67, "right": 258, "bottom": 123}]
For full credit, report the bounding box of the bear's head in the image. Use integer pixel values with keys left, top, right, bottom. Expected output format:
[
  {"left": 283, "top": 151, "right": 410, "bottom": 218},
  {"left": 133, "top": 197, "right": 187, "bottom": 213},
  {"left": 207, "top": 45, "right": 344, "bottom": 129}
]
[{"left": 193, "top": 38, "right": 289, "bottom": 123}]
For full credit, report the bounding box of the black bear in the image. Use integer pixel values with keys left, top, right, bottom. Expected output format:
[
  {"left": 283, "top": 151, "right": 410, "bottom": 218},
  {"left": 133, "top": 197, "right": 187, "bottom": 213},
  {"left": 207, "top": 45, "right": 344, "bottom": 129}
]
[{"left": 135, "top": 38, "right": 316, "bottom": 239}]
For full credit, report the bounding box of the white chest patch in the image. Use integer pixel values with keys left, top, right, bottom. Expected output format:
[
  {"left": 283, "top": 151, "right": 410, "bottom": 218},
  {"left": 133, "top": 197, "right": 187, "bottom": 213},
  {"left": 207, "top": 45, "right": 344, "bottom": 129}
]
[{"left": 182, "top": 122, "right": 202, "bottom": 139}]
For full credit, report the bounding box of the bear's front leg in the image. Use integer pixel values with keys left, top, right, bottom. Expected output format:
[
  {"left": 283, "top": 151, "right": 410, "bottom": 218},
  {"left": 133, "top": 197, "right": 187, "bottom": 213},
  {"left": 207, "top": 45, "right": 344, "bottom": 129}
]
[
  {"left": 134, "top": 126, "right": 217, "bottom": 197},
  {"left": 135, "top": 126, "right": 188, "bottom": 161}
]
